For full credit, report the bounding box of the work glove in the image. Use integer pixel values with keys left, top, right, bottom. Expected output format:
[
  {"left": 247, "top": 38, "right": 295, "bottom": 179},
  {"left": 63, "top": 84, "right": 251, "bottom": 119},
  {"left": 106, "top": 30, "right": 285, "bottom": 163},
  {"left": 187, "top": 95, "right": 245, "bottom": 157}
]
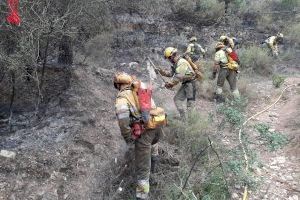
[
  {"left": 210, "top": 71, "right": 217, "bottom": 80},
  {"left": 165, "top": 82, "right": 174, "bottom": 89},
  {"left": 124, "top": 136, "right": 134, "bottom": 145}
]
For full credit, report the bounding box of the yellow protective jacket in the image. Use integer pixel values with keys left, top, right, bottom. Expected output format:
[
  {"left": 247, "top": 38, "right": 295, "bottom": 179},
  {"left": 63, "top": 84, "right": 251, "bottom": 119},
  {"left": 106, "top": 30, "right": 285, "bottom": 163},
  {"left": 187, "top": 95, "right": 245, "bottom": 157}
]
[
  {"left": 214, "top": 49, "right": 228, "bottom": 67},
  {"left": 160, "top": 58, "right": 195, "bottom": 85},
  {"left": 115, "top": 88, "right": 141, "bottom": 142},
  {"left": 185, "top": 43, "right": 206, "bottom": 55},
  {"left": 265, "top": 36, "right": 279, "bottom": 54}
]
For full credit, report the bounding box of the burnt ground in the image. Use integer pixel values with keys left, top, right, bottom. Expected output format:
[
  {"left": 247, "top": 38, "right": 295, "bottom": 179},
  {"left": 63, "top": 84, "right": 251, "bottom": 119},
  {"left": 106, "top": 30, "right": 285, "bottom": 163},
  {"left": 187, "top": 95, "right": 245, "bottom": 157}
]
[{"left": 0, "top": 59, "right": 299, "bottom": 200}]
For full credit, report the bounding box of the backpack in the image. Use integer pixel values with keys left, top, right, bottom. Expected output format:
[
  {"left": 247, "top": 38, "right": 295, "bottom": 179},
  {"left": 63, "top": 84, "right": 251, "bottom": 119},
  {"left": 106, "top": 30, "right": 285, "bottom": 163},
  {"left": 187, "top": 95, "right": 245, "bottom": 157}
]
[
  {"left": 224, "top": 47, "right": 240, "bottom": 71},
  {"left": 183, "top": 55, "right": 204, "bottom": 81},
  {"left": 131, "top": 80, "right": 167, "bottom": 130}
]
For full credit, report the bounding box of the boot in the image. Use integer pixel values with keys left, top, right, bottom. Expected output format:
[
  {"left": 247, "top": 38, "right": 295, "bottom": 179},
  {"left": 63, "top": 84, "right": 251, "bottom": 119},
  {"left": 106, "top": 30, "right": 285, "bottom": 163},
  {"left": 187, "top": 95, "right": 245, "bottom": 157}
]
[
  {"left": 215, "top": 94, "right": 225, "bottom": 103},
  {"left": 178, "top": 109, "right": 186, "bottom": 121}
]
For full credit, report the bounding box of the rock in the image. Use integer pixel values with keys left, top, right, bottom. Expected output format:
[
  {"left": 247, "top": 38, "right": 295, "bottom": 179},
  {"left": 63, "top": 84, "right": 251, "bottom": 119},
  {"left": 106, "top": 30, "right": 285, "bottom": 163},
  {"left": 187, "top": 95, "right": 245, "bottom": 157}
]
[
  {"left": 254, "top": 167, "right": 262, "bottom": 175},
  {"left": 234, "top": 185, "right": 241, "bottom": 189},
  {"left": 269, "top": 129, "right": 276, "bottom": 132},
  {"left": 0, "top": 150, "right": 16, "bottom": 158},
  {"left": 285, "top": 175, "right": 293, "bottom": 181},
  {"left": 269, "top": 165, "right": 280, "bottom": 170},
  {"left": 269, "top": 112, "right": 279, "bottom": 118},
  {"left": 271, "top": 156, "right": 286, "bottom": 165},
  {"left": 232, "top": 193, "right": 239, "bottom": 199},
  {"left": 288, "top": 195, "right": 299, "bottom": 200}
]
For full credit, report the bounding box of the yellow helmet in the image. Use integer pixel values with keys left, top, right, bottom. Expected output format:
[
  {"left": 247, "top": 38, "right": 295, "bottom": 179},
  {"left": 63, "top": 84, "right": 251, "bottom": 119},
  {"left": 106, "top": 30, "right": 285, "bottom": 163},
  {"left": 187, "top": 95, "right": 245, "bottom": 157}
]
[
  {"left": 113, "top": 72, "right": 133, "bottom": 85},
  {"left": 219, "top": 35, "right": 227, "bottom": 41},
  {"left": 277, "top": 33, "right": 283, "bottom": 38},
  {"left": 189, "top": 36, "right": 197, "bottom": 42},
  {"left": 164, "top": 47, "right": 178, "bottom": 59},
  {"left": 215, "top": 42, "right": 225, "bottom": 49}
]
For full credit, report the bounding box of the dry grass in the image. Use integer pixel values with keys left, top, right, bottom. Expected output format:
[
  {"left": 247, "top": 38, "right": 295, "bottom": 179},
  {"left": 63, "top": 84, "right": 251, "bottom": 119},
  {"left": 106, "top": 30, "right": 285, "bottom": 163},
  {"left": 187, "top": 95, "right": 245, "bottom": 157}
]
[
  {"left": 239, "top": 46, "right": 274, "bottom": 76},
  {"left": 172, "top": 0, "right": 224, "bottom": 26}
]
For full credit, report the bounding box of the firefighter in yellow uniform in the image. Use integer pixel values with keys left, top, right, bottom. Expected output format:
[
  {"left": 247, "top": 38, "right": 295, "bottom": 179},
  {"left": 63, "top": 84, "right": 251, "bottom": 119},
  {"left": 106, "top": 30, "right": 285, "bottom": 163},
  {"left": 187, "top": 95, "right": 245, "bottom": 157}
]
[
  {"left": 212, "top": 42, "right": 240, "bottom": 102},
  {"left": 185, "top": 36, "right": 206, "bottom": 63},
  {"left": 156, "top": 47, "right": 196, "bottom": 119},
  {"left": 264, "top": 33, "right": 284, "bottom": 57},
  {"left": 114, "top": 72, "right": 162, "bottom": 200}
]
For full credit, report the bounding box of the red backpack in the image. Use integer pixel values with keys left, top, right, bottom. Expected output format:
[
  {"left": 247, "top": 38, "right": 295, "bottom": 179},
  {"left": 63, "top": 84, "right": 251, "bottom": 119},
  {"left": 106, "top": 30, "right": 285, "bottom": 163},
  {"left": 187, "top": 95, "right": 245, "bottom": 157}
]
[
  {"left": 223, "top": 47, "right": 240, "bottom": 70},
  {"left": 225, "top": 47, "right": 240, "bottom": 63}
]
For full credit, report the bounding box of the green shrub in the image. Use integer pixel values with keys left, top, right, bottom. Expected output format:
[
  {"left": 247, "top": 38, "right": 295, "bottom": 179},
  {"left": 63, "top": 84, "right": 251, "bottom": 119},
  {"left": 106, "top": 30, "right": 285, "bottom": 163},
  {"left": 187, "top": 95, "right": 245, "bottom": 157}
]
[
  {"left": 172, "top": 0, "right": 224, "bottom": 26},
  {"left": 201, "top": 168, "right": 230, "bottom": 200},
  {"left": 272, "top": 74, "right": 285, "bottom": 88},
  {"left": 255, "top": 123, "right": 289, "bottom": 151},
  {"left": 287, "top": 23, "right": 300, "bottom": 45},
  {"left": 229, "top": 0, "right": 247, "bottom": 12},
  {"left": 218, "top": 98, "right": 247, "bottom": 127},
  {"left": 239, "top": 46, "right": 274, "bottom": 75},
  {"left": 279, "top": 0, "right": 300, "bottom": 9}
]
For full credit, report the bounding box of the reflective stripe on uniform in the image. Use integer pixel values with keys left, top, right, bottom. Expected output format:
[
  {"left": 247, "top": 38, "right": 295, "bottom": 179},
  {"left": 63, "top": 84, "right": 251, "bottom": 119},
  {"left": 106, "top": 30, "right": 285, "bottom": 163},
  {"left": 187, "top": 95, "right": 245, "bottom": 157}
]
[
  {"left": 117, "top": 112, "right": 130, "bottom": 119},
  {"left": 136, "top": 179, "right": 150, "bottom": 198},
  {"left": 216, "top": 87, "right": 223, "bottom": 95}
]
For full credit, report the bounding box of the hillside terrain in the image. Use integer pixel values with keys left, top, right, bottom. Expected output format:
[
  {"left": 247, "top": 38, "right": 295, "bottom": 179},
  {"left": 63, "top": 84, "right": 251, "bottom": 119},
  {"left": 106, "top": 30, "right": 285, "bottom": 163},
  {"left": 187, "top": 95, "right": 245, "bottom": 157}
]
[{"left": 0, "top": 0, "right": 300, "bottom": 199}]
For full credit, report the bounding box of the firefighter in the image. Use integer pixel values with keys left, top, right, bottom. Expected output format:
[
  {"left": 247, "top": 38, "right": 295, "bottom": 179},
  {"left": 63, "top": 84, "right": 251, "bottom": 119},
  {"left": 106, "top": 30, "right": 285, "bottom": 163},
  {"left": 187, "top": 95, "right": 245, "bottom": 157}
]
[
  {"left": 185, "top": 36, "right": 206, "bottom": 63},
  {"left": 114, "top": 72, "right": 163, "bottom": 200},
  {"left": 156, "top": 47, "right": 197, "bottom": 119},
  {"left": 212, "top": 42, "right": 240, "bottom": 102},
  {"left": 264, "top": 33, "right": 284, "bottom": 57}
]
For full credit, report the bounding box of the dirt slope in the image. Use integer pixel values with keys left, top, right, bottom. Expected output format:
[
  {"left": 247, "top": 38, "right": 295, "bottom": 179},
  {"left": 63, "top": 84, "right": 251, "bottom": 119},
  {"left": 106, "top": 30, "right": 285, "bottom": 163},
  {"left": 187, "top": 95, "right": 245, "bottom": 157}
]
[{"left": 0, "top": 66, "right": 126, "bottom": 200}]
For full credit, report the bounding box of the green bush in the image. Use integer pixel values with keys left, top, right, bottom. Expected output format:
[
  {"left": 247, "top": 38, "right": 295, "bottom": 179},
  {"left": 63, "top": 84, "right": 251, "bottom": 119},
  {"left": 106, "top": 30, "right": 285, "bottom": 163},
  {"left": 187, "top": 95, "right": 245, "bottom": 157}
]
[
  {"left": 272, "top": 74, "right": 285, "bottom": 88},
  {"left": 172, "top": 0, "right": 224, "bottom": 26},
  {"left": 255, "top": 123, "right": 289, "bottom": 151},
  {"left": 279, "top": 0, "right": 300, "bottom": 9},
  {"left": 239, "top": 46, "right": 274, "bottom": 75},
  {"left": 287, "top": 23, "right": 300, "bottom": 45},
  {"left": 218, "top": 98, "right": 247, "bottom": 127},
  {"left": 201, "top": 168, "right": 230, "bottom": 200}
]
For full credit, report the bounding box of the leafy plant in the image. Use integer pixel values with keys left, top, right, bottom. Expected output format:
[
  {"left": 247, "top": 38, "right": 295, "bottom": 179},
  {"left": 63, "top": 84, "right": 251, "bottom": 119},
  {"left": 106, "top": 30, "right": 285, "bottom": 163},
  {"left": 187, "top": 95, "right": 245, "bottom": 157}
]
[
  {"left": 272, "top": 74, "right": 285, "bottom": 88},
  {"left": 280, "top": 0, "right": 300, "bottom": 9},
  {"left": 255, "top": 123, "right": 289, "bottom": 151},
  {"left": 218, "top": 98, "right": 247, "bottom": 127},
  {"left": 201, "top": 168, "right": 230, "bottom": 200},
  {"left": 287, "top": 23, "right": 300, "bottom": 45}
]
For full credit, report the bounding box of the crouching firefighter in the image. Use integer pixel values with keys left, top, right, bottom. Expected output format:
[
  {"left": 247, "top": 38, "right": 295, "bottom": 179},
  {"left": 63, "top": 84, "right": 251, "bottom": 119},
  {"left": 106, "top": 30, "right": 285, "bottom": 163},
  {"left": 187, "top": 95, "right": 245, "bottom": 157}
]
[
  {"left": 114, "top": 72, "right": 166, "bottom": 200},
  {"left": 156, "top": 47, "right": 197, "bottom": 119}
]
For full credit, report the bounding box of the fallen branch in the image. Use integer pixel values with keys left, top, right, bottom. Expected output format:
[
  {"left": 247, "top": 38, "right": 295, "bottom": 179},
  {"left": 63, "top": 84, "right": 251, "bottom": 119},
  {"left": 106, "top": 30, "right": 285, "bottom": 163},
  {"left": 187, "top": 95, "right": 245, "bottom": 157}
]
[
  {"left": 208, "top": 137, "right": 230, "bottom": 194},
  {"left": 177, "top": 144, "right": 210, "bottom": 199}
]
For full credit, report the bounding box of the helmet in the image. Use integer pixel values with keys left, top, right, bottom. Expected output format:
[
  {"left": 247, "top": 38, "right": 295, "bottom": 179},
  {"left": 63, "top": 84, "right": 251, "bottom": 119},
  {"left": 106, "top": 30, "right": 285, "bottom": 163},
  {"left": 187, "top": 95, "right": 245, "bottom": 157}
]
[
  {"left": 113, "top": 72, "right": 133, "bottom": 86},
  {"left": 189, "top": 36, "right": 197, "bottom": 42},
  {"left": 215, "top": 42, "right": 225, "bottom": 49},
  {"left": 219, "top": 35, "right": 227, "bottom": 41},
  {"left": 164, "top": 47, "right": 178, "bottom": 59},
  {"left": 277, "top": 33, "right": 283, "bottom": 38}
]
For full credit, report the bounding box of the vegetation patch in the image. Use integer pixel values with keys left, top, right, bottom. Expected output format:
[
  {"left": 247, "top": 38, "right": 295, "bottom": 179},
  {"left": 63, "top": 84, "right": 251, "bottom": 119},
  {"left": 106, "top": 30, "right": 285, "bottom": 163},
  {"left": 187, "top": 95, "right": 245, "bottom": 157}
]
[
  {"left": 255, "top": 123, "right": 289, "bottom": 151},
  {"left": 272, "top": 74, "right": 285, "bottom": 88},
  {"left": 239, "top": 46, "right": 274, "bottom": 76}
]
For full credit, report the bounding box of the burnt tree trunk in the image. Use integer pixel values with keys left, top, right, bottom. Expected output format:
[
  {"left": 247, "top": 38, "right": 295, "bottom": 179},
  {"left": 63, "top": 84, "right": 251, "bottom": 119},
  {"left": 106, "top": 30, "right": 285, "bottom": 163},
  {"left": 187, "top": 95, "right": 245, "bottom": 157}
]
[
  {"left": 58, "top": 36, "right": 73, "bottom": 65},
  {"left": 9, "top": 71, "right": 15, "bottom": 127}
]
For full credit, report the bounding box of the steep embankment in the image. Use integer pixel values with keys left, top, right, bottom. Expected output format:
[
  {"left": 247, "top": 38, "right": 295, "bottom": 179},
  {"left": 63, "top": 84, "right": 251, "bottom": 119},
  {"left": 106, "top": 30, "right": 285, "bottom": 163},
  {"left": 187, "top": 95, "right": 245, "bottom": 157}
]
[{"left": 0, "top": 66, "right": 125, "bottom": 199}]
